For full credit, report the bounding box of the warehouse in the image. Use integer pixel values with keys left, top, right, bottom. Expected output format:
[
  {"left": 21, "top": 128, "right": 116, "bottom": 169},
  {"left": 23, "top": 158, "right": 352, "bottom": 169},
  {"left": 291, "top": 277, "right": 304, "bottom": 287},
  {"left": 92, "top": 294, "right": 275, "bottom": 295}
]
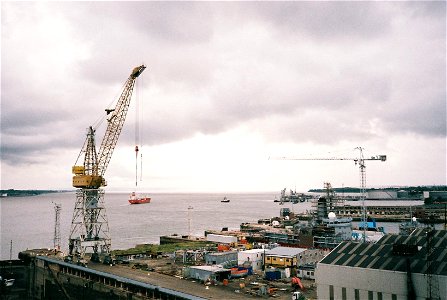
[{"left": 316, "top": 229, "right": 447, "bottom": 300}]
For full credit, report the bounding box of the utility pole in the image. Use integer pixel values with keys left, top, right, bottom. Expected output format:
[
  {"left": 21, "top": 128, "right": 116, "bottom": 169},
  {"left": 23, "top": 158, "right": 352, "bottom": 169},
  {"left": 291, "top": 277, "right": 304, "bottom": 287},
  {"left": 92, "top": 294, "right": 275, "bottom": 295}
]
[
  {"left": 53, "top": 202, "right": 62, "bottom": 251},
  {"left": 188, "top": 206, "right": 194, "bottom": 237}
]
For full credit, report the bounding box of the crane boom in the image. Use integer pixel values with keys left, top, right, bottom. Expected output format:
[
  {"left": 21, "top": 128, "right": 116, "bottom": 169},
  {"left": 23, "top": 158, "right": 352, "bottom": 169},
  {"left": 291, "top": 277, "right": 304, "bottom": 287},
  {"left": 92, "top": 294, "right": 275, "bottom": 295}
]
[
  {"left": 97, "top": 64, "right": 146, "bottom": 177},
  {"left": 72, "top": 65, "right": 146, "bottom": 188}
]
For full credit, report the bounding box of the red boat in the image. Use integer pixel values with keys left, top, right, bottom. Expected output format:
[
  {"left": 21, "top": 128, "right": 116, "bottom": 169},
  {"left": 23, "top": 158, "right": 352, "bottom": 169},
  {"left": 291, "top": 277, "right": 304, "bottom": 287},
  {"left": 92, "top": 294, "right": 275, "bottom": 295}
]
[{"left": 129, "top": 192, "right": 151, "bottom": 204}]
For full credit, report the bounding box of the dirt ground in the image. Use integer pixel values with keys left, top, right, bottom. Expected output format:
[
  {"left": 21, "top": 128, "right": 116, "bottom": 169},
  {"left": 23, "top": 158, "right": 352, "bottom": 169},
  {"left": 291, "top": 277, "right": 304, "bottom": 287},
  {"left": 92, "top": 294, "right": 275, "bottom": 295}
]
[{"left": 94, "top": 256, "right": 317, "bottom": 300}]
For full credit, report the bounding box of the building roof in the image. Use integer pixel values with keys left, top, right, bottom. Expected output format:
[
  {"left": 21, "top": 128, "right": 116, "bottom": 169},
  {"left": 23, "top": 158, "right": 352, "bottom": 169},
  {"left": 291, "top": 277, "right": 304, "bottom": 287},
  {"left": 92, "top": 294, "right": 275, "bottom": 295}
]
[
  {"left": 239, "top": 249, "right": 266, "bottom": 254},
  {"left": 319, "top": 229, "right": 447, "bottom": 276},
  {"left": 189, "top": 265, "right": 231, "bottom": 273},
  {"left": 265, "top": 246, "right": 306, "bottom": 257},
  {"left": 207, "top": 251, "right": 237, "bottom": 257}
]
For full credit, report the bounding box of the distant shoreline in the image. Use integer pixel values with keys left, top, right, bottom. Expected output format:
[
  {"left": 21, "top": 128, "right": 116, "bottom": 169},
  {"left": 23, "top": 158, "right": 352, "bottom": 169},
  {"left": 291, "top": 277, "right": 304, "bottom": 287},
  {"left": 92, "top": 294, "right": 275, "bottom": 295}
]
[{"left": 0, "top": 189, "right": 72, "bottom": 197}]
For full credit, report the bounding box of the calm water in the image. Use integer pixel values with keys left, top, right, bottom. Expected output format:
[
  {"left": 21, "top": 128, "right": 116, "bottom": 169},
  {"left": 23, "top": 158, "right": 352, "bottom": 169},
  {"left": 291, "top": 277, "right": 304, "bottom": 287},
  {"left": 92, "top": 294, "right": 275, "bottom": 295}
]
[{"left": 0, "top": 192, "right": 428, "bottom": 260}]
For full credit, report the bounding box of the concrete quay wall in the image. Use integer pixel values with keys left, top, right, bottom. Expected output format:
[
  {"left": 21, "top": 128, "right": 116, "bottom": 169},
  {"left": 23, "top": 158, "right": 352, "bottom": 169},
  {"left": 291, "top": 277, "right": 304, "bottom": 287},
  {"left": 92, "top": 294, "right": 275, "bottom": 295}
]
[{"left": 3, "top": 255, "right": 204, "bottom": 300}]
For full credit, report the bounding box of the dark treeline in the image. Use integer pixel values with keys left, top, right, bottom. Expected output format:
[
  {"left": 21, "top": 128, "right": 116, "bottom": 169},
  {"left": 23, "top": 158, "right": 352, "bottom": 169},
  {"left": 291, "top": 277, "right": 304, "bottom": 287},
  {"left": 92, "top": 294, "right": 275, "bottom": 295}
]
[
  {"left": 0, "top": 189, "right": 68, "bottom": 197},
  {"left": 308, "top": 185, "right": 447, "bottom": 194}
]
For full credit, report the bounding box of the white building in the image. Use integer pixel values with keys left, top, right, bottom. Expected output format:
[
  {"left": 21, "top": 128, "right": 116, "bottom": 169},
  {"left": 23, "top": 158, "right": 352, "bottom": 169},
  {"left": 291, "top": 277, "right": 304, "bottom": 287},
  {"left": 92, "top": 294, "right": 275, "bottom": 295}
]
[
  {"left": 367, "top": 190, "right": 397, "bottom": 199},
  {"left": 206, "top": 233, "right": 237, "bottom": 244},
  {"left": 185, "top": 265, "right": 231, "bottom": 282},
  {"left": 316, "top": 229, "right": 447, "bottom": 300},
  {"left": 237, "top": 249, "right": 265, "bottom": 271}
]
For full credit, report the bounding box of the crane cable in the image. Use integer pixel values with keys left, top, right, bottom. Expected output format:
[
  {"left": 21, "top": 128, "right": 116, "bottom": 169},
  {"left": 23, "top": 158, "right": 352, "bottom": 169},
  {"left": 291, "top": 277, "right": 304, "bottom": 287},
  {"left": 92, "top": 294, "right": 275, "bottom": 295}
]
[
  {"left": 92, "top": 80, "right": 128, "bottom": 131},
  {"left": 135, "top": 76, "right": 140, "bottom": 189},
  {"left": 139, "top": 72, "right": 144, "bottom": 183},
  {"left": 75, "top": 78, "right": 128, "bottom": 166}
]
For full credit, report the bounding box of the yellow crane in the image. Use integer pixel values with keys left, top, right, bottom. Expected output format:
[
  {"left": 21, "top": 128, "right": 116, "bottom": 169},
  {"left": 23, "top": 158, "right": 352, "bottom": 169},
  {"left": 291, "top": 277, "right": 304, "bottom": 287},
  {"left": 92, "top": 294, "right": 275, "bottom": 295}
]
[{"left": 69, "top": 65, "right": 146, "bottom": 259}]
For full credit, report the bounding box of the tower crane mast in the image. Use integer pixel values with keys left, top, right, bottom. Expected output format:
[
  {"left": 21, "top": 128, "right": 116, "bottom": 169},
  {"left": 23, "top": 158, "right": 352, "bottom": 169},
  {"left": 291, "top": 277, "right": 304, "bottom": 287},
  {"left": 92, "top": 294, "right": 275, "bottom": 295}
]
[
  {"left": 272, "top": 147, "right": 386, "bottom": 242},
  {"left": 69, "top": 65, "right": 146, "bottom": 259}
]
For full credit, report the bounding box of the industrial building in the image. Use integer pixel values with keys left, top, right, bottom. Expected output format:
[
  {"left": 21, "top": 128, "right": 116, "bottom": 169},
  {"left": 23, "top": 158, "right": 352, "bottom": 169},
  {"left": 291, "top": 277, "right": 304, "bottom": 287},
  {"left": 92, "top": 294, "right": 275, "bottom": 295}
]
[
  {"left": 367, "top": 189, "right": 398, "bottom": 199},
  {"left": 184, "top": 265, "right": 231, "bottom": 283},
  {"left": 264, "top": 247, "right": 304, "bottom": 268},
  {"left": 265, "top": 246, "right": 326, "bottom": 269},
  {"left": 237, "top": 249, "right": 265, "bottom": 271},
  {"left": 205, "top": 251, "right": 237, "bottom": 266},
  {"left": 316, "top": 229, "right": 447, "bottom": 300}
]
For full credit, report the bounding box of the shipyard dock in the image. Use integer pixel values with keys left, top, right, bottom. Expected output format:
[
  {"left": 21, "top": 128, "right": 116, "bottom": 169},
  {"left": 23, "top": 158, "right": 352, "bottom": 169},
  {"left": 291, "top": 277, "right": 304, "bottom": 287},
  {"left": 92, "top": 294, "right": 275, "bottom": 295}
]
[{"left": 3, "top": 249, "right": 314, "bottom": 300}]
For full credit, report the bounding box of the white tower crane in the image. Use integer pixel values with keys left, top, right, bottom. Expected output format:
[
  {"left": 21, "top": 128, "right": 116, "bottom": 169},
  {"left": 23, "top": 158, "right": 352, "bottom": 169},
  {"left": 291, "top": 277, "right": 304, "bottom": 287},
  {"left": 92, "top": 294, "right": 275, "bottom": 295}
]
[{"left": 271, "top": 147, "right": 386, "bottom": 242}]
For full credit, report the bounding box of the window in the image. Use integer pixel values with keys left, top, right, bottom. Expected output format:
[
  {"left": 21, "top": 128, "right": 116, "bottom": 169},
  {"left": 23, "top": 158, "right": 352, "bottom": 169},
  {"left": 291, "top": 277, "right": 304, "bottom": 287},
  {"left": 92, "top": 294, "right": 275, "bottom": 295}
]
[
  {"left": 392, "top": 294, "right": 397, "bottom": 300},
  {"left": 355, "top": 289, "right": 360, "bottom": 300},
  {"left": 368, "top": 291, "right": 373, "bottom": 300},
  {"left": 377, "top": 292, "right": 383, "bottom": 300},
  {"left": 329, "top": 285, "right": 334, "bottom": 300},
  {"left": 342, "top": 287, "right": 347, "bottom": 300}
]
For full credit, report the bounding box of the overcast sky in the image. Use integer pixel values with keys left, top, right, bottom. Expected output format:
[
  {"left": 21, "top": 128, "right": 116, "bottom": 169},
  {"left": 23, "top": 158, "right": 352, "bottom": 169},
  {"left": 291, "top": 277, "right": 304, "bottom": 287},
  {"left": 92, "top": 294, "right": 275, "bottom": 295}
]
[{"left": 1, "top": 1, "right": 446, "bottom": 193}]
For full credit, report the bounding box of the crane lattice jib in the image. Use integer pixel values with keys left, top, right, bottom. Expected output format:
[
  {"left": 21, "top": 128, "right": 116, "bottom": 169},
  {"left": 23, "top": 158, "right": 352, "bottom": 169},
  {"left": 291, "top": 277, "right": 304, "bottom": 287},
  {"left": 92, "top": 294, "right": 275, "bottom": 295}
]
[
  {"left": 272, "top": 155, "right": 386, "bottom": 162},
  {"left": 96, "top": 65, "right": 146, "bottom": 178}
]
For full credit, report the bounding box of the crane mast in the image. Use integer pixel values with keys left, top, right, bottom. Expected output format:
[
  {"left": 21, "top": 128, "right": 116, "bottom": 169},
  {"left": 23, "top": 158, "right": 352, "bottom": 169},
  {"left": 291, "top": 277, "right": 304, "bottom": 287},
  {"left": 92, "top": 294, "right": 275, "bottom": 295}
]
[{"left": 69, "top": 65, "right": 146, "bottom": 259}]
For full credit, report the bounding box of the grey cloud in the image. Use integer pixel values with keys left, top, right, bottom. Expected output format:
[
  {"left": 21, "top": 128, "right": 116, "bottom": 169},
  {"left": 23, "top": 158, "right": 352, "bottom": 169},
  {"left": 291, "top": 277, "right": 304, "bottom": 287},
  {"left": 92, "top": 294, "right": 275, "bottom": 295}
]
[
  {"left": 382, "top": 94, "right": 446, "bottom": 137},
  {"left": 244, "top": 2, "right": 392, "bottom": 41},
  {"left": 1, "top": 1, "right": 445, "bottom": 167}
]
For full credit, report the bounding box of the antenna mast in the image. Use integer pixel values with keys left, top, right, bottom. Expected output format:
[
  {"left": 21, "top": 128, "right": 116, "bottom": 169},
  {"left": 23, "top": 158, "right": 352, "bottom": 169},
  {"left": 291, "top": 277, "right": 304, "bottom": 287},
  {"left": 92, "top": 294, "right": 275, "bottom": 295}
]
[{"left": 53, "top": 202, "right": 62, "bottom": 251}]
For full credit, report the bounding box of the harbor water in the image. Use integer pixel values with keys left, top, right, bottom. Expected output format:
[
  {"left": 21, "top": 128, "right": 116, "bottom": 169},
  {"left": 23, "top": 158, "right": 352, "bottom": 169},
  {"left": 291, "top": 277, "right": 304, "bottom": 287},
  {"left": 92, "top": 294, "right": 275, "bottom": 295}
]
[{"left": 0, "top": 192, "right": 433, "bottom": 260}]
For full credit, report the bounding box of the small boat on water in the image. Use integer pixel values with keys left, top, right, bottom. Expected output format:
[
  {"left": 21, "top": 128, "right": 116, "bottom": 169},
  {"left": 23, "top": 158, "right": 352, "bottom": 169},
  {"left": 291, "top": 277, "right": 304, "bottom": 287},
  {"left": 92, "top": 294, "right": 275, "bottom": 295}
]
[
  {"left": 221, "top": 196, "right": 230, "bottom": 203},
  {"left": 129, "top": 192, "right": 151, "bottom": 204}
]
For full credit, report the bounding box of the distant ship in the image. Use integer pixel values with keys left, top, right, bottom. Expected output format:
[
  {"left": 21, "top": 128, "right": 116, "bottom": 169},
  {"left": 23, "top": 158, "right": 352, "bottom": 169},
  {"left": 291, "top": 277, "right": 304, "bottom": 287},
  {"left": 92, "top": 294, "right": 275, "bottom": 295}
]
[
  {"left": 275, "top": 188, "right": 307, "bottom": 203},
  {"left": 221, "top": 196, "right": 230, "bottom": 203},
  {"left": 129, "top": 192, "right": 151, "bottom": 204}
]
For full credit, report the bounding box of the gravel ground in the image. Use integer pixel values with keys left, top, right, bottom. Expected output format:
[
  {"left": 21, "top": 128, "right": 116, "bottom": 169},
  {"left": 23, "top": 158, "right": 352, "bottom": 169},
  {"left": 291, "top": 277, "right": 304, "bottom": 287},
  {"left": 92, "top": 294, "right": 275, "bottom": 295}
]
[{"left": 89, "top": 258, "right": 317, "bottom": 299}]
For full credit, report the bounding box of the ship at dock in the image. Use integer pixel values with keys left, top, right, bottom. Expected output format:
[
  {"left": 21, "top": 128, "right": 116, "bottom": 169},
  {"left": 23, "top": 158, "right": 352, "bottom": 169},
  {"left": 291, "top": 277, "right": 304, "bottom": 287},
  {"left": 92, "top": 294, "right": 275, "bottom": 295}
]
[
  {"left": 218, "top": 183, "right": 439, "bottom": 249},
  {"left": 274, "top": 188, "right": 313, "bottom": 204}
]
